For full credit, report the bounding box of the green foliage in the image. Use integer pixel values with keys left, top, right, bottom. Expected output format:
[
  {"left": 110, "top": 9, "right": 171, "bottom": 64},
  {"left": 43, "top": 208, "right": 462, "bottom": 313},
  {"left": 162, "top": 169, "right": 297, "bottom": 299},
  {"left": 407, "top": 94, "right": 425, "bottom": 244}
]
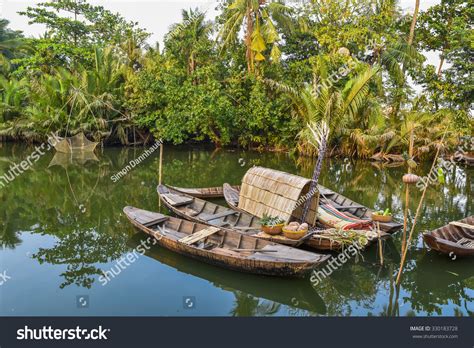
[
  {"left": 415, "top": 0, "right": 473, "bottom": 112},
  {"left": 0, "top": 0, "right": 471, "bottom": 157}
]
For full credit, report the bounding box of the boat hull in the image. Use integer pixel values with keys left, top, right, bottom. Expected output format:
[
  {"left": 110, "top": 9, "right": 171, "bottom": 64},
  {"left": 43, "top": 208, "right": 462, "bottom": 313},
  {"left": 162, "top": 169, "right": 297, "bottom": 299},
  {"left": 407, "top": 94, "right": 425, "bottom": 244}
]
[{"left": 423, "top": 216, "right": 474, "bottom": 257}]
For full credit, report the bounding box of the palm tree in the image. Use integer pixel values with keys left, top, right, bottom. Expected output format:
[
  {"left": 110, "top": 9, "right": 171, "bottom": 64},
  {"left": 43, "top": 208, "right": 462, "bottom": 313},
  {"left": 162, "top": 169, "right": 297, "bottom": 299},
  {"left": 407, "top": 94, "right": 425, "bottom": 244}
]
[
  {"left": 266, "top": 60, "right": 380, "bottom": 155},
  {"left": 408, "top": 0, "right": 420, "bottom": 45},
  {"left": 219, "top": 0, "right": 291, "bottom": 73},
  {"left": 166, "top": 9, "right": 212, "bottom": 76}
]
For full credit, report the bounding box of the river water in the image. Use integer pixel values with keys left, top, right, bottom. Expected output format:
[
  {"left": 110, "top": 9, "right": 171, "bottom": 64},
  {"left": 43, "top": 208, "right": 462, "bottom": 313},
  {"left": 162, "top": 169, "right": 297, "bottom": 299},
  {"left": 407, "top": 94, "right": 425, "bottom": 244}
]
[{"left": 0, "top": 143, "right": 472, "bottom": 316}]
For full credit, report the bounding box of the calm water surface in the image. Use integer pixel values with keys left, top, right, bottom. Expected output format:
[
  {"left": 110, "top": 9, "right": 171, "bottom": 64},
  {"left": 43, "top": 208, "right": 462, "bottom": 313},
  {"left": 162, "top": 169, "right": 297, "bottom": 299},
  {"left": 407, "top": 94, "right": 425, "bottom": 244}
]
[{"left": 0, "top": 143, "right": 472, "bottom": 316}]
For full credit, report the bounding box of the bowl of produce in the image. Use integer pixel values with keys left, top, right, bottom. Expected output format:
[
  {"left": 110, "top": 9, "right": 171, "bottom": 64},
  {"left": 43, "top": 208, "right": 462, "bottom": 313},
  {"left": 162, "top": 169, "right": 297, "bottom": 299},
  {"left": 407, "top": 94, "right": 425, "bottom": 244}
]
[
  {"left": 372, "top": 209, "right": 393, "bottom": 223},
  {"left": 260, "top": 215, "right": 285, "bottom": 235},
  {"left": 282, "top": 222, "right": 309, "bottom": 240}
]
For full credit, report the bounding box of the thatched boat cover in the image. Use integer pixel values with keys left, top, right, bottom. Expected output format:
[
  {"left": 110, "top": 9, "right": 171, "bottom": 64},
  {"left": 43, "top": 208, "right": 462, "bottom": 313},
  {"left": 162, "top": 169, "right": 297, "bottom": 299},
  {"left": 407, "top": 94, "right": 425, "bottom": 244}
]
[
  {"left": 51, "top": 132, "right": 98, "bottom": 153},
  {"left": 238, "top": 167, "right": 319, "bottom": 225}
]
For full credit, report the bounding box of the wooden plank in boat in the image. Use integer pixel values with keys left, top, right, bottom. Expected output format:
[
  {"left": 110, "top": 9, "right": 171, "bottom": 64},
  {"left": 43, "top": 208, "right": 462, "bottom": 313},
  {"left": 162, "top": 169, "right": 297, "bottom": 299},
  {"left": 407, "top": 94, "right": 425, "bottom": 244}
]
[
  {"left": 179, "top": 227, "right": 221, "bottom": 245},
  {"left": 200, "top": 210, "right": 237, "bottom": 221},
  {"left": 162, "top": 193, "right": 194, "bottom": 207},
  {"left": 450, "top": 221, "right": 474, "bottom": 230},
  {"left": 457, "top": 238, "right": 474, "bottom": 248},
  {"left": 132, "top": 210, "right": 168, "bottom": 226},
  {"left": 249, "top": 245, "right": 316, "bottom": 262}
]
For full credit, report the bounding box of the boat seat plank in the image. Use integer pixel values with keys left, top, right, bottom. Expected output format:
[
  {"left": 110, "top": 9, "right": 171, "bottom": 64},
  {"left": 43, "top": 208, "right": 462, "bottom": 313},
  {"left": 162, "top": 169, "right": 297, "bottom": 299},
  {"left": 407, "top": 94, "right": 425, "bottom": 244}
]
[
  {"left": 249, "top": 245, "right": 317, "bottom": 262},
  {"left": 179, "top": 227, "right": 221, "bottom": 245},
  {"left": 162, "top": 193, "right": 194, "bottom": 207},
  {"left": 200, "top": 210, "right": 237, "bottom": 221},
  {"left": 132, "top": 211, "right": 168, "bottom": 226},
  {"left": 450, "top": 221, "right": 474, "bottom": 230},
  {"left": 143, "top": 217, "right": 168, "bottom": 228},
  {"left": 456, "top": 237, "right": 474, "bottom": 248}
]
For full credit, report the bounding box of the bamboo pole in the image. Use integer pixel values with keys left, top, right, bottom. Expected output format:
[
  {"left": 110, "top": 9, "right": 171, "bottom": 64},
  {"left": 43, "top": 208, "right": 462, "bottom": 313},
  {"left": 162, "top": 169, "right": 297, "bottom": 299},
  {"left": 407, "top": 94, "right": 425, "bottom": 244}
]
[
  {"left": 377, "top": 222, "right": 384, "bottom": 265},
  {"left": 159, "top": 143, "right": 163, "bottom": 186},
  {"left": 401, "top": 129, "right": 415, "bottom": 254},
  {"left": 396, "top": 133, "right": 446, "bottom": 285}
]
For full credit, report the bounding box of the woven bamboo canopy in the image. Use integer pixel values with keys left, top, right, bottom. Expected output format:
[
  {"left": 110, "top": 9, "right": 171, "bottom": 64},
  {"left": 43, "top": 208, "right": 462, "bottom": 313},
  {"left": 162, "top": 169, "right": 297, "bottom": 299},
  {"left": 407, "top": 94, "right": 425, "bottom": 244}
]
[{"left": 238, "top": 166, "right": 319, "bottom": 225}]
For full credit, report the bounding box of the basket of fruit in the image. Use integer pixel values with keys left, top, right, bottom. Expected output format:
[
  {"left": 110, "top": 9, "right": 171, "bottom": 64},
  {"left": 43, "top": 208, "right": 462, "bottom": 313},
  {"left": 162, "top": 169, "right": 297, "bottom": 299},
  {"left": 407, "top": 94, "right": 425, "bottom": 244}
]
[
  {"left": 372, "top": 209, "right": 393, "bottom": 223},
  {"left": 282, "top": 222, "right": 309, "bottom": 240},
  {"left": 259, "top": 215, "right": 285, "bottom": 235}
]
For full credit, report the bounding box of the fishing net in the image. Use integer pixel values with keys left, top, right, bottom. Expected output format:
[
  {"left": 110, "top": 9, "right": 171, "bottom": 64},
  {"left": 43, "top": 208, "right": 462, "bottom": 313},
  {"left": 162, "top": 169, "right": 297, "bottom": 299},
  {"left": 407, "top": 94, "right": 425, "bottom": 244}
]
[{"left": 52, "top": 132, "right": 98, "bottom": 153}]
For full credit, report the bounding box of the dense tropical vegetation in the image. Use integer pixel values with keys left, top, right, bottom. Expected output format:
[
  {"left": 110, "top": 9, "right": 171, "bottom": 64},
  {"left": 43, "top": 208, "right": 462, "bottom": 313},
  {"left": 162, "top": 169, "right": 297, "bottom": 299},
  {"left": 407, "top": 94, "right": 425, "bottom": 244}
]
[{"left": 0, "top": 0, "right": 472, "bottom": 159}]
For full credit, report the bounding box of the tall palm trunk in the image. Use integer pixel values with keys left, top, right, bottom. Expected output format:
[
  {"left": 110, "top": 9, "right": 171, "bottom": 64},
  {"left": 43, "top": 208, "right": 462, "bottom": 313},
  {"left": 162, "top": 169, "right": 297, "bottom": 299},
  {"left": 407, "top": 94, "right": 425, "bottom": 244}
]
[
  {"left": 301, "top": 136, "right": 327, "bottom": 223},
  {"left": 408, "top": 0, "right": 420, "bottom": 45},
  {"left": 245, "top": 8, "right": 254, "bottom": 73}
]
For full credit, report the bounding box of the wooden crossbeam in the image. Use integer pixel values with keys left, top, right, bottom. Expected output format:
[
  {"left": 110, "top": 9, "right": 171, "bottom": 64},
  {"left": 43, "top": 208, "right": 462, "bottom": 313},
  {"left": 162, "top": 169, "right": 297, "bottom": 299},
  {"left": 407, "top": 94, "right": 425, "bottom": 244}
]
[
  {"left": 163, "top": 193, "right": 194, "bottom": 207},
  {"left": 450, "top": 221, "right": 474, "bottom": 230},
  {"left": 179, "top": 227, "right": 221, "bottom": 245},
  {"left": 200, "top": 210, "right": 237, "bottom": 221},
  {"left": 457, "top": 237, "right": 474, "bottom": 248}
]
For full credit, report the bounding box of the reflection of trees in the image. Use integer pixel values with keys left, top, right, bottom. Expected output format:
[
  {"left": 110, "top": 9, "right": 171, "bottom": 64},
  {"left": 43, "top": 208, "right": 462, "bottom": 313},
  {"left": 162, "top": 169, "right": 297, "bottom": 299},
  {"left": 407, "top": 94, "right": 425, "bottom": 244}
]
[
  {"left": 312, "top": 262, "right": 380, "bottom": 316},
  {"left": 399, "top": 252, "right": 474, "bottom": 316},
  {"left": 34, "top": 227, "right": 125, "bottom": 288},
  {"left": 229, "top": 291, "right": 280, "bottom": 317}
]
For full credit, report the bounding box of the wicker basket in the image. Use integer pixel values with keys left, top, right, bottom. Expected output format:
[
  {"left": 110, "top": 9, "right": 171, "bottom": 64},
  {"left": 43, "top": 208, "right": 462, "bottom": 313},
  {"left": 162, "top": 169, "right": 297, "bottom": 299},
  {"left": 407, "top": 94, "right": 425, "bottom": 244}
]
[
  {"left": 261, "top": 224, "right": 284, "bottom": 235},
  {"left": 371, "top": 214, "right": 393, "bottom": 223},
  {"left": 282, "top": 227, "right": 308, "bottom": 240}
]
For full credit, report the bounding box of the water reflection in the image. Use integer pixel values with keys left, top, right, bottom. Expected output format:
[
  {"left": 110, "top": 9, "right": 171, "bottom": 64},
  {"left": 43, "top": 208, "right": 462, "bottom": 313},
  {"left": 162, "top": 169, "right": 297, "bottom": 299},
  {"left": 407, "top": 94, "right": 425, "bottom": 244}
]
[{"left": 0, "top": 144, "right": 472, "bottom": 316}]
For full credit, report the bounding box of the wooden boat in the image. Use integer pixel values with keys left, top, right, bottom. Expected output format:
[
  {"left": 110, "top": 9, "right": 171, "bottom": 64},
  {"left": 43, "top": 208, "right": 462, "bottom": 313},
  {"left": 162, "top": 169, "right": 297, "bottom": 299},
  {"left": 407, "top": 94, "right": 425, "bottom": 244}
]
[
  {"left": 423, "top": 217, "right": 474, "bottom": 257},
  {"left": 223, "top": 183, "right": 401, "bottom": 233},
  {"left": 127, "top": 234, "right": 328, "bottom": 314},
  {"left": 170, "top": 185, "right": 240, "bottom": 199},
  {"left": 158, "top": 184, "right": 261, "bottom": 232},
  {"left": 159, "top": 185, "right": 385, "bottom": 251},
  {"left": 49, "top": 132, "right": 98, "bottom": 153},
  {"left": 123, "top": 206, "right": 329, "bottom": 277}
]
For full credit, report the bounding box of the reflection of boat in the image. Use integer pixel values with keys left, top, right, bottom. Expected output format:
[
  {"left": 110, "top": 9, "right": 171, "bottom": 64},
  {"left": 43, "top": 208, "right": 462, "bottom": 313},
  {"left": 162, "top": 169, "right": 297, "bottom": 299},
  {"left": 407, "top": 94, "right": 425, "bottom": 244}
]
[
  {"left": 423, "top": 217, "right": 474, "bottom": 257},
  {"left": 50, "top": 132, "right": 98, "bottom": 153},
  {"left": 123, "top": 206, "right": 329, "bottom": 277},
  {"left": 48, "top": 151, "right": 99, "bottom": 169},
  {"left": 127, "top": 233, "right": 327, "bottom": 314}
]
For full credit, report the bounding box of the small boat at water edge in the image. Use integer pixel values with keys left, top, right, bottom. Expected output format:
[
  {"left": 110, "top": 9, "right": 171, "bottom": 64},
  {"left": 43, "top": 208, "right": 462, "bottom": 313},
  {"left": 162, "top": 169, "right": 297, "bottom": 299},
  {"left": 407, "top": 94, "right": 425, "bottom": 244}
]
[
  {"left": 158, "top": 185, "right": 386, "bottom": 251},
  {"left": 423, "top": 217, "right": 474, "bottom": 257},
  {"left": 169, "top": 185, "right": 240, "bottom": 199},
  {"left": 123, "top": 206, "right": 330, "bottom": 277}
]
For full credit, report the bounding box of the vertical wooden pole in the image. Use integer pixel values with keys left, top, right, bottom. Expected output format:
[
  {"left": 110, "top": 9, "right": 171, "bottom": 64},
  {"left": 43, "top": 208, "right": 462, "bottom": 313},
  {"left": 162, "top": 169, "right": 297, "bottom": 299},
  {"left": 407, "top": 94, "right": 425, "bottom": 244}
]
[
  {"left": 377, "top": 222, "right": 384, "bottom": 266},
  {"left": 159, "top": 143, "right": 163, "bottom": 185},
  {"left": 402, "top": 129, "right": 414, "bottom": 254}
]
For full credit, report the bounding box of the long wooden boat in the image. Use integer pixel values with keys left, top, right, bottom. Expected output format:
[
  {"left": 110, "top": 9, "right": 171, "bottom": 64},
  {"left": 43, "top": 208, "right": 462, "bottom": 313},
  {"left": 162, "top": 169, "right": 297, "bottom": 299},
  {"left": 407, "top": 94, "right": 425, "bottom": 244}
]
[
  {"left": 170, "top": 185, "right": 240, "bottom": 199},
  {"left": 158, "top": 185, "right": 385, "bottom": 251},
  {"left": 123, "top": 206, "right": 329, "bottom": 277},
  {"left": 422, "top": 216, "right": 474, "bottom": 257},
  {"left": 127, "top": 234, "right": 328, "bottom": 314},
  {"left": 223, "top": 183, "right": 401, "bottom": 233}
]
